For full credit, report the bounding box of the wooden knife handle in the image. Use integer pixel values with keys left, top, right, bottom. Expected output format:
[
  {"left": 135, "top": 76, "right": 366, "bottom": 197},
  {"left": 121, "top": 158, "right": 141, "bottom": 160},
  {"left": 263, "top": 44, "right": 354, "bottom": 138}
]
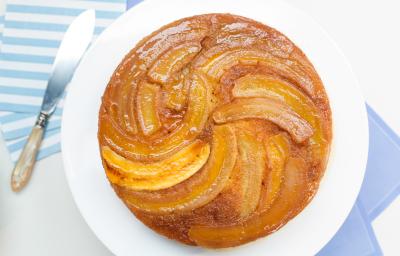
[{"left": 11, "top": 112, "right": 48, "bottom": 192}]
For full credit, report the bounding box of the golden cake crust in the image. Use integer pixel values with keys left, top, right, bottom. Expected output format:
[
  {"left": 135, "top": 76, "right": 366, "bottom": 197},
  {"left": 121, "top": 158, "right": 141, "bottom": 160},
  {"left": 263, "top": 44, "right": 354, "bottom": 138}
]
[{"left": 98, "top": 13, "right": 332, "bottom": 248}]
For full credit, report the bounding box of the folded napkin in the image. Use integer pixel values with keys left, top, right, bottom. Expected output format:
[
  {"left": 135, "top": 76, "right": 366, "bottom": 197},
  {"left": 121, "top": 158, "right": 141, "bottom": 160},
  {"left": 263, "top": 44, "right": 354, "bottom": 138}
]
[
  {"left": 0, "top": 0, "right": 126, "bottom": 161},
  {"left": 317, "top": 105, "right": 400, "bottom": 255}
]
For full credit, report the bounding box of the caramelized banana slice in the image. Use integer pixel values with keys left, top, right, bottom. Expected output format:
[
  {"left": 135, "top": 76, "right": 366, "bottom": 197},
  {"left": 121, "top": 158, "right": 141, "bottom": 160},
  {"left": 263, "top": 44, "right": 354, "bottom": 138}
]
[
  {"left": 103, "top": 140, "right": 210, "bottom": 191},
  {"left": 259, "top": 134, "right": 289, "bottom": 211},
  {"left": 121, "top": 125, "right": 237, "bottom": 213},
  {"left": 233, "top": 74, "right": 327, "bottom": 161},
  {"left": 236, "top": 129, "right": 266, "bottom": 218},
  {"left": 196, "top": 49, "right": 313, "bottom": 95},
  {"left": 112, "top": 77, "right": 139, "bottom": 135},
  {"left": 189, "top": 158, "right": 309, "bottom": 248},
  {"left": 200, "top": 49, "right": 269, "bottom": 79},
  {"left": 213, "top": 98, "right": 313, "bottom": 143},
  {"left": 137, "top": 82, "right": 161, "bottom": 136},
  {"left": 100, "top": 73, "right": 210, "bottom": 161},
  {"left": 102, "top": 140, "right": 208, "bottom": 178},
  {"left": 164, "top": 77, "right": 189, "bottom": 111},
  {"left": 148, "top": 42, "right": 201, "bottom": 84}
]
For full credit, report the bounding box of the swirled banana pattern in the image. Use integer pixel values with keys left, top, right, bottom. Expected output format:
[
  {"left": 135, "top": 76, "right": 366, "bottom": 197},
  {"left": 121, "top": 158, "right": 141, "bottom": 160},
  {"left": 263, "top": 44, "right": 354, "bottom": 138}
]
[{"left": 98, "top": 14, "right": 332, "bottom": 248}]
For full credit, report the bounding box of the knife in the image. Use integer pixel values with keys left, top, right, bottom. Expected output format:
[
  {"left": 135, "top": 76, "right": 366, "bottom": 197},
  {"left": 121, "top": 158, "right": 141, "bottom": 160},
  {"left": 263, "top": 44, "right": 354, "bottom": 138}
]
[{"left": 11, "top": 9, "right": 96, "bottom": 192}]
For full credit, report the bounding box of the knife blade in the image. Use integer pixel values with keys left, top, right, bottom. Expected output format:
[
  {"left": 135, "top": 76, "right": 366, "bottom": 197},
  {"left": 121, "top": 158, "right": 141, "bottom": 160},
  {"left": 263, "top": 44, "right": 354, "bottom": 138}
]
[{"left": 11, "top": 9, "right": 96, "bottom": 192}]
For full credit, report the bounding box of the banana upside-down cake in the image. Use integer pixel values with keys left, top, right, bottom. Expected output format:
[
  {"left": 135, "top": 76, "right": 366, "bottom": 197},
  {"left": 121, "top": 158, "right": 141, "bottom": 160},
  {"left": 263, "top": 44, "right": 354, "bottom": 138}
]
[{"left": 98, "top": 13, "right": 332, "bottom": 248}]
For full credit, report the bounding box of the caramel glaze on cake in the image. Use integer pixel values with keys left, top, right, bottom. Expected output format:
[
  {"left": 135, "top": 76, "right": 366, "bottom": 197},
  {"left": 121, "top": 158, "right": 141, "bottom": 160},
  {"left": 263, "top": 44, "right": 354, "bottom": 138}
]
[{"left": 98, "top": 14, "right": 332, "bottom": 248}]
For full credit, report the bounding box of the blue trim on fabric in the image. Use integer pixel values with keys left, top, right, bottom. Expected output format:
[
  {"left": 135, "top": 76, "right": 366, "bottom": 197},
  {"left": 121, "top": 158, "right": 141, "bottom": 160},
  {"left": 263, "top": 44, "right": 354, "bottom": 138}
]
[
  {"left": 8, "top": 138, "right": 25, "bottom": 152},
  {"left": 37, "top": 142, "right": 61, "bottom": 160},
  {"left": 0, "top": 69, "right": 49, "bottom": 80},
  {"left": 94, "top": 26, "right": 104, "bottom": 34},
  {"left": 7, "top": 5, "right": 121, "bottom": 19},
  {"left": 8, "top": 128, "right": 60, "bottom": 152},
  {"left": 1, "top": 53, "right": 54, "bottom": 64},
  {"left": 5, "top": 20, "right": 107, "bottom": 35},
  {"left": 3, "top": 119, "right": 61, "bottom": 140},
  {"left": 0, "top": 86, "right": 44, "bottom": 96},
  {"left": 6, "top": 20, "right": 68, "bottom": 31},
  {"left": 0, "top": 103, "right": 63, "bottom": 115},
  {"left": 0, "top": 112, "right": 33, "bottom": 124},
  {"left": 2, "top": 36, "right": 60, "bottom": 48},
  {"left": 0, "top": 102, "right": 40, "bottom": 112}
]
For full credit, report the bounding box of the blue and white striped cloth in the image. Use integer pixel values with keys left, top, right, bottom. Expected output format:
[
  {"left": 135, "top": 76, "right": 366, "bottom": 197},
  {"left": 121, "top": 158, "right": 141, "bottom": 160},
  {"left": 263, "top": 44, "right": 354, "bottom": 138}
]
[{"left": 0, "top": 0, "right": 126, "bottom": 162}]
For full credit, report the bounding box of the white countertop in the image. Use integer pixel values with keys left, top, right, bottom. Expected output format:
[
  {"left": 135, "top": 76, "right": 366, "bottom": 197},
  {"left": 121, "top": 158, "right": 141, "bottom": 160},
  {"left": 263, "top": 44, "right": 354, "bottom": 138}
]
[{"left": 0, "top": 0, "right": 399, "bottom": 255}]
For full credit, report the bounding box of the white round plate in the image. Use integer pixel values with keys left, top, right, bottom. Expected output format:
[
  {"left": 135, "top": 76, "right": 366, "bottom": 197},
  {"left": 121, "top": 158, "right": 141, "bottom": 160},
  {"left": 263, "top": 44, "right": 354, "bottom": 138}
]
[{"left": 62, "top": 0, "right": 369, "bottom": 255}]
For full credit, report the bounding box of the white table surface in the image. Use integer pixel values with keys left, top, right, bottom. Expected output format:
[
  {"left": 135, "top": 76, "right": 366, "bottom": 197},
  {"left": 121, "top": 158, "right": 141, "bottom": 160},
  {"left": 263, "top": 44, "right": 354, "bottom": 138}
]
[{"left": 0, "top": 0, "right": 399, "bottom": 255}]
